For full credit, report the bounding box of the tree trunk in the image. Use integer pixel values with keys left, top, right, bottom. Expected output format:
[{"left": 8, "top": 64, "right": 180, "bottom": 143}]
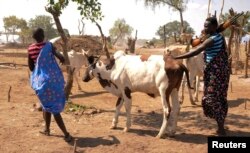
[
  {"left": 5, "top": 29, "right": 9, "bottom": 43},
  {"left": 244, "top": 41, "right": 249, "bottom": 78},
  {"left": 78, "top": 19, "right": 85, "bottom": 35},
  {"left": 174, "top": 32, "right": 177, "bottom": 43},
  {"left": 112, "top": 33, "right": 122, "bottom": 46},
  {"left": 21, "top": 36, "right": 25, "bottom": 45},
  {"left": 51, "top": 14, "right": 73, "bottom": 100},
  {"left": 234, "top": 29, "right": 240, "bottom": 62},
  {"left": 127, "top": 30, "right": 137, "bottom": 54},
  {"left": 179, "top": 9, "right": 184, "bottom": 33}
]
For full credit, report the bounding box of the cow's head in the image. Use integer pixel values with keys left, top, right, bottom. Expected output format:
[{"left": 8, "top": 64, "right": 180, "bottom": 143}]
[
  {"left": 82, "top": 50, "right": 100, "bottom": 82},
  {"left": 82, "top": 49, "right": 115, "bottom": 82}
]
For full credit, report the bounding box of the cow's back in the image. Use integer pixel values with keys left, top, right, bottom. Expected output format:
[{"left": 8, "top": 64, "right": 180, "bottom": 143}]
[{"left": 115, "top": 55, "right": 168, "bottom": 95}]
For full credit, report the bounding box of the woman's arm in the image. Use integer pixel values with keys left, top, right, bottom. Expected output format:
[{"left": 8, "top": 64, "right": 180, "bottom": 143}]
[
  {"left": 28, "top": 55, "right": 35, "bottom": 71},
  {"left": 174, "top": 38, "right": 214, "bottom": 59},
  {"left": 51, "top": 45, "right": 65, "bottom": 64}
]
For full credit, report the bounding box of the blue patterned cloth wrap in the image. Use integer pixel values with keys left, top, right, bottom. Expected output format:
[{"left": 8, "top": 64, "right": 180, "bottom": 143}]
[{"left": 30, "top": 42, "right": 65, "bottom": 114}]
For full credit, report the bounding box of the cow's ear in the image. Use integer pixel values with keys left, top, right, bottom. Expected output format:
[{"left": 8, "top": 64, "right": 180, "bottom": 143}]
[
  {"left": 82, "top": 49, "right": 89, "bottom": 57},
  {"left": 106, "top": 57, "right": 115, "bottom": 70}
]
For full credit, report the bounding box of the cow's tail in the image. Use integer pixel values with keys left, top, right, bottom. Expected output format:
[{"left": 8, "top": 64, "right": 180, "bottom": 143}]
[{"left": 181, "top": 64, "right": 194, "bottom": 89}]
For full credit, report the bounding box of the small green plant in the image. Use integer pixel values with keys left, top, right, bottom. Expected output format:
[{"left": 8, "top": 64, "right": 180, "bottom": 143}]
[{"left": 64, "top": 101, "right": 87, "bottom": 112}]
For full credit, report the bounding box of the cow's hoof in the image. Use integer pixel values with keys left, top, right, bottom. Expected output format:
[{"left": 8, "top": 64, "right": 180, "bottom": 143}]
[
  {"left": 123, "top": 127, "right": 130, "bottom": 132},
  {"left": 166, "top": 132, "right": 176, "bottom": 137},
  {"left": 190, "top": 101, "right": 196, "bottom": 105},
  {"left": 156, "top": 134, "right": 164, "bottom": 139},
  {"left": 37, "top": 106, "right": 42, "bottom": 111},
  {"left": 110, "top": 125, "right": 117, "bottom": 129}
]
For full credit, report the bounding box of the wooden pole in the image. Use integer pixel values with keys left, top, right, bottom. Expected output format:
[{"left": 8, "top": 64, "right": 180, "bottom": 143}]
[
  {"left": 164, "top": 25, "right": 166, "bottom": 48},
  {"left": 27, "top": 70, "right": 30, "bottom": 79},
  {"left": 230, "top": 81, "right": 233, "bottom": 93},
  {"left": 73, "top": 138, "right": 78, "bottom": 153},
  {"left": 8, "top": 85, "right": 12, "bottom": 102},
  {"left": 244, "top": 41, "right": 249, "bottom": 78},
  {"left": 245, "top": 99, "right": 247, "bottom": 110}
]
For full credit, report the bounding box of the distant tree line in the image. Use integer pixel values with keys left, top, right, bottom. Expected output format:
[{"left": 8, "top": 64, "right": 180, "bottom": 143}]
[{"left": 1, "top": 15, "right": 69, "bottom": 44}]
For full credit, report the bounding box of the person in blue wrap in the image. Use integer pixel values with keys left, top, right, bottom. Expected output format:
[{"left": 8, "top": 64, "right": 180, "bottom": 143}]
[{"left": 28, "top": 28, "right": 72, "bottom": 142}]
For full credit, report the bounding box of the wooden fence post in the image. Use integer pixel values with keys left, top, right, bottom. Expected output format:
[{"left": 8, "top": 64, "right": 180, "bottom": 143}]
[
  {"left": 8, "top": 85, "right": 12, "bottom": 102},
  {"left": 244, "top": 41, "right": 249, "bottom": 78}
]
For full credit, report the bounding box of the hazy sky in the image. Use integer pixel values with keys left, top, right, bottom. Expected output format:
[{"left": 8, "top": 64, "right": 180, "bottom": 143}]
[{"left": 0, "top": 0, "right": 249, "bottom": 39}]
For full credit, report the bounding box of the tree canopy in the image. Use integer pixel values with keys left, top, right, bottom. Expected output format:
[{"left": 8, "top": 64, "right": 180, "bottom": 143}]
[
  {"left": 29, "top": 15, "right": 58, "bottom": 40},
  {"left": 3, "top": 15, "right": 28, "bottom": 42},
  {"left": 47, "top": 0, "right": 103, "bottom": 22},
  {"left": 156, "top": 20, "right": 194, "bottom": 40},
  {"left": 138, "top": 0, "right": 188, "bottom": 33},
  {"left": 109, "top": 18, "right": 133, "bottom": 45}
]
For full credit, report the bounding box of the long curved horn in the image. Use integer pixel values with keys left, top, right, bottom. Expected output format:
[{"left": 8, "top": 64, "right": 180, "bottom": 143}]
[{"left": 95, "top": 22, "right": 110, "bottom": 59}]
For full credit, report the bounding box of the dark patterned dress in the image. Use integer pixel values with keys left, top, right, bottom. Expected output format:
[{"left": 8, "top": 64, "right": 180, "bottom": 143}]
[{"left": 202, "top": 33, "right": 230, "bottom": 122}]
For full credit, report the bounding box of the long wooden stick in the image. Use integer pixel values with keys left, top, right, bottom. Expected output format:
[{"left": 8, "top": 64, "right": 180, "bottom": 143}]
[
  {"left": 244, "top": 41, "right": 249, "bottom": 78},
  {"left": 230, "top": 82, "right": 233, "bottom": 93},
  {"left": 73, "top": 138, "right": 78, "bottom": 153},
  {"left": 245, "top": 99, "right": 247, "bottom": 110},
  {"left": 8, "top": 85, "right": 12, "bottom": 102}
]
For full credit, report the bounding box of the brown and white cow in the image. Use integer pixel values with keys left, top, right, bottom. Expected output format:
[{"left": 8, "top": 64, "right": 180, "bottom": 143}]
[
  {"left": 166, "top": 46, "right": 204, "bottom": 105},
  {"left": 82, "top": 50, "right": 193, "bottom": 138}
]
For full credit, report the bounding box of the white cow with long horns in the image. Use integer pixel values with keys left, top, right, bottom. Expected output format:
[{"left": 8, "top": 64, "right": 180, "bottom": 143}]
[{"left": 82, "top": 50, "right": 193, "bottom": 138}]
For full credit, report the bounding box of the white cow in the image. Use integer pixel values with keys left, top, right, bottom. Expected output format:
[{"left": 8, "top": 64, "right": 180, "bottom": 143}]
[
  {"left": 49, "top": 37, "right": 88, "bottom": 90},
  {"left": 82, "top": 50, "right": 193, "bottom": 138},
  {"left": 66, "top": 49, "right": 88, "bottom": 90},
  {"left": 180, "top": 52, "right": 204, "bottom": 105}
]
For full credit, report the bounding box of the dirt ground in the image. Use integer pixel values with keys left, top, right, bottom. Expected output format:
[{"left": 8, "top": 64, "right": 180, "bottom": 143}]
[{"left": 0, "top": 48, "right": 249, "bottom": 153}]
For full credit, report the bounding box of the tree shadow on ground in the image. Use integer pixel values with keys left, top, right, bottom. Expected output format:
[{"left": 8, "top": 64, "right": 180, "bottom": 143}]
[
  {"left": 169, "top": 133, "right": 208, "bottom": 144},
  {"left": 70, "top": 91, "right": 108, "bottom": 99},
  {"left": 133, "top": 111, "right": 162, "bottom": 129},
  {"left": 127, "top": 127, "right": 208, "bottom": 144},
  {"left": 132, "top": 108, "right": 250, "bottom": 140},
  {"left": 67, "top": 135, "right": 120, "bottom": 148}
]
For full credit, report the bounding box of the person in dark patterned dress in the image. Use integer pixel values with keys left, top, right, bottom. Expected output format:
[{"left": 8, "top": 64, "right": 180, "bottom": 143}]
[
  {"left": 28, "top": 28, "right": 72, "bottom": 142},
  {"left": 174, "top": 17, "right": 230, "bottom": 136}
]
